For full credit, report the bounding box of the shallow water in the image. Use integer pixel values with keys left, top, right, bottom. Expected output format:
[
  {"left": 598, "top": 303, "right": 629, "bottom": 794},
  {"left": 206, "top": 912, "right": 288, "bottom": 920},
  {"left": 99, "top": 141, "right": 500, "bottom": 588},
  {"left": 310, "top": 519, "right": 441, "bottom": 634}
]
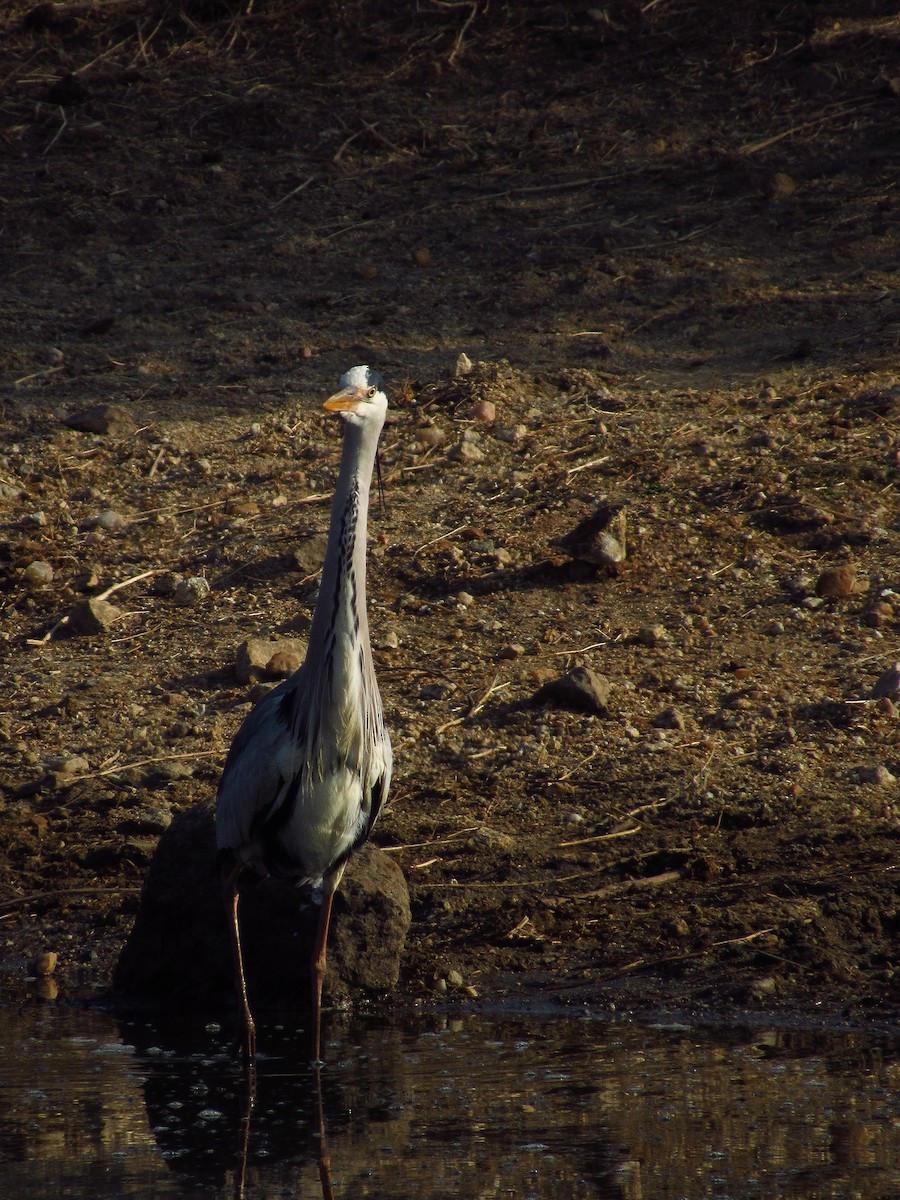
[{"left": 0, "top": 1002, "right": 897, "bottom": 1199}]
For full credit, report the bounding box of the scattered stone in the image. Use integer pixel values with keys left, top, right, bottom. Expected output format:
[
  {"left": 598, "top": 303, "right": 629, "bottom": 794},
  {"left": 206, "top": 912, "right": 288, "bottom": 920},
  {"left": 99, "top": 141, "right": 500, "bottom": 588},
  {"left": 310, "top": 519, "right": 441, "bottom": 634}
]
[
  {"left": 852, "top": 764, "right": 896, "bottom": 787},
  {"left": 226, "top": 498, "right": 260, "bottom": 517},
  {"left": 764, "top": 619, "right": 785, "bottom": 636},
  {"left": 0, "top": 482, "right": 24, "bottom": 502},
  {"left": 265, "top": 648, "right": 302, "bottom": 677},
  {"left": 172, "top": 576, "right": 211, "bottom": 606},
  {"left": 471, "top": 398, "right": 496, "bottom": 423},
  {"left": 497, "top": 642, "right": 525, "bottom": 659},
  {"left": 379, "top": 629, "right": 400, "bottom": 650},
  {"left": 235, "top": 637, "right": 308, "bottom": 684},
  {"left": 765, "top": 172, "right": 796, "bottom": 202},
  {"left": 418, "top": 425, "right": 447, "bottom": 448},
  {"left": 747, "top": 976, "right": 778, "bottom": 1000},
  {"left": 46, "top": 754, "right": 89, "bottom": 775},
  {"left": 446, "top": 968, "right": 464, "bottom": 988},
  {"left": 291, "top": 533, "right": 328, "bottom": 576},
  {"left": 494, "top": 423, "right": 528, "bottom": 443},
  {"left": 73, "top": 565, "right": 101, "bottom": 591},
  {"left": 815, "top": 563, "right": 856, "bottom": 600},
  {"left": 870, "top": 664, "right": 900, "bottom": 702},
  {"left": 113, "top": 802, "right": 410, "bottom": 1007},
  {"left": 411, "top": 247, "right": 431, "bottom": 267},
  {"left": 665, "top": 916, "right": 690, "bottom": 938},
  {"left": 456, "top": 591, "right": 475, "bottom": 608},
  {"left": 146, "top": 760, "right": 195, "bottom": 784},
  {"left": 455, "top": 352, "right": 473, "bottom": 377},
  {"left": 448, "top": 439, "right": 485, "bottom": 464},
  {"left": 87, "top": 509, "right": 129, "bottom": 533},
  {"left": 636, "top": 623, "right": 668, "bottom": 647},
  {"left": 420, "top": 681, "right": 453, "bottom": 701},
  {"left": 151, "top": 571, "right": 184, "bottom": 596},
  {"left": 23, "top": 560, "right": 53, "bottom": 587},
  {"left": 125, "top": 803, "right": 174, "bottom": 834},
  {"left": 553, "top": 502, "right": 627, "bottom": 571},
  {"left": 355, "top": 262, "right": 378, "bottom": 280},
  {"left": 27, "top": 951, "right": 58, "bottom": 978},
  {"left": 68, "top": 597, "right": 122, "bottom": 634},
  {"left": 469, "top": 825, "right": 516, "bottom": 851},
  {"left": 862, "top": 601, "right": 894, "bottom": 628},
  {"left": 533, "top": 666, "right": 611, "bottom": 715},
  {"left": 652, "top": 706, "right": 685, "bottom": 731},
  {"left": 64, "top": 403, "right": 136, "bottom": 437}
]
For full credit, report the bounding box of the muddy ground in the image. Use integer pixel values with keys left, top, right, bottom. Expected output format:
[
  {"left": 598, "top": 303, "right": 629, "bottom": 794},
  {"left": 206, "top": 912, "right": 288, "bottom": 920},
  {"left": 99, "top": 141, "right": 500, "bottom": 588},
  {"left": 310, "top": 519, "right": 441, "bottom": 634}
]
[{"left": 0, "top": 1, "right": 897, "bottom": 1030}]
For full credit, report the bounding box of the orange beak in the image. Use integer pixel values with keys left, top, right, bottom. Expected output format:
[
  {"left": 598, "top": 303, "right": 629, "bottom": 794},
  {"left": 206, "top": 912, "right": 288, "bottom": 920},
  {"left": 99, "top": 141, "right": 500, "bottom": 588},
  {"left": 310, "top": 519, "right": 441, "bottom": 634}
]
[{"left": 323, "top": 384, "right": 365, "bottom": 413}]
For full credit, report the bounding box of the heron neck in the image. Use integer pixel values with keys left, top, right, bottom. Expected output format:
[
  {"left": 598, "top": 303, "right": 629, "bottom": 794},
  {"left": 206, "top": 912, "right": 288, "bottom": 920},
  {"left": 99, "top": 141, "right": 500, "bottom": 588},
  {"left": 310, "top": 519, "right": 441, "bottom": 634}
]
[{"left": 308, "top": 417, "right": 380, "bottom": 660}]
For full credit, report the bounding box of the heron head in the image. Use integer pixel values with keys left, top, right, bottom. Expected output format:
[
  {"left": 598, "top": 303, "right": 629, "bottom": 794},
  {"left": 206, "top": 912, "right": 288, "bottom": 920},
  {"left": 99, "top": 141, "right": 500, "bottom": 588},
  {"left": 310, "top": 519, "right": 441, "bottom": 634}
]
[{"left": 324, "top": 365, "right": 388, "bottom": 425}]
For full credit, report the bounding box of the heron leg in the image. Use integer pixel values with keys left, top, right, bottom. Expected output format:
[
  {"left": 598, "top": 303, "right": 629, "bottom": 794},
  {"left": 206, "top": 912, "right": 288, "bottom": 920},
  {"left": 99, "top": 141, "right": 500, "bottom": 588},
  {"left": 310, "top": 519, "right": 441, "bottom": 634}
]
[
  {"left": 223, "top": 862, "right": 257, "bottom": 1068},
  {"left": 310, "top": 887, "right": 334, "bottom": 1065}
]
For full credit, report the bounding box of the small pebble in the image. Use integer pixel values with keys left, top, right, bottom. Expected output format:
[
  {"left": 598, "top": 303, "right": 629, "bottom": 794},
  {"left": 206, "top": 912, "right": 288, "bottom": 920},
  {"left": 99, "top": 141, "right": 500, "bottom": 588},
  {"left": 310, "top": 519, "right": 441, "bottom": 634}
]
[
  {"left": 815, "top": 563, "right": 856, "bottom": 600},
  {"left": 411, "top": 247, "right": 431, "bottom": 267},
  {"left": 447, "top": 969, "right": 464, "bottom": 988},
  {"left": 418, "top": 426, "right": 446, "bottom": 448},
  {"left": 766, "top": 172, "right": 796, "bottom": 202},
  {"left": 448, "top": 440, "right": 485, "bottom": 464},
  {"left": 265, "top": 649, "right": 302, "bottom": 677},
  {"left": 637, "top": 624, "right": 668, "bottom": 647},
  {"left": 870, "top": 663, "right": 900, "bottom": 701},
  {"left": 494, "top": 423, "right": 528, "bottom": 443},
  {"left": 497, "top": 643, "right": 525, "bottom": 660},
  {"left": 236, "top": 637, "right": 307, "bottom": 684},
  {"left": 471, "top": 399, "right": 496, "bottom": 423},
  {"left": 862, "top": 601, "right": 894, "bottom": 628},
  {"left": 379, "top": 629, "right": 400, "bottom": 650},
  {"left": 64, "top": 403, "right": 136, "bottom": 437},
  {"left": 91, "top": 509, "right": 129, "bottom": 532},
  {"left": 23, "top": 560, "right": 53, "bottom": 587},
  {"left": 652, "top": 706, "right": 685, "bottom": 731},
  {"left": 152, "top": 571, "right": 184, "bottom": 596},
  {"left": 68, "top": 597, "right": 122, "bottom": 634},
  {"left": 455, "top": 353, "right": 473, "bottom": 376},
  {"left": 853, "top": 763, "right": 896, "bottom": 787},
  {"left": 46, "top": 754, "right": 89, "bottom": 775},
  {"left": 172, "top": 577, "right": 210, "bottom": 607},
  {"left": 27, "top": 951, "right": 58, "bottom": 977},
  {"left": 456, "top": 591, "right": 475, "bottom": 608},
  {"left": 533, "top": 667, "right": 611, "bottom": 716},
  {"left": 748, "top": 976, "right": 778, "bottom": 1000}
]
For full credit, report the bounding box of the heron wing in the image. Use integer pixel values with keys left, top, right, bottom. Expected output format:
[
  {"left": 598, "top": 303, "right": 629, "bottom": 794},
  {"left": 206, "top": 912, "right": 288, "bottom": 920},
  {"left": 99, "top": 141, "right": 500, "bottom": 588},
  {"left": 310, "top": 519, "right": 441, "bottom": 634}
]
[{"left": 214, "top": 674, "right": 301, "bottom": 853}]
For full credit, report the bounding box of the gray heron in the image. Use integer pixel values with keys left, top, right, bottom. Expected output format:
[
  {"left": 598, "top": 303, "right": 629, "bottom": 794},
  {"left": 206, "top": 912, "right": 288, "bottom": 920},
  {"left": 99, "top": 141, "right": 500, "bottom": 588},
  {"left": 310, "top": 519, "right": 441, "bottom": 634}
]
[{"left": 216, "top": 365, "right": 393, "bottom": 1066}]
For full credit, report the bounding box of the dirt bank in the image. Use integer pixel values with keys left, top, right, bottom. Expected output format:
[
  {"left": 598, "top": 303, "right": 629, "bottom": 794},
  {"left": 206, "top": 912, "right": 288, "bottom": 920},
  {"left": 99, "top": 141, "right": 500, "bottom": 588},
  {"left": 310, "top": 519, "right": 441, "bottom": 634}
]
[{"left": 0, "top": 1, "right": 897, "bottom": 1028}]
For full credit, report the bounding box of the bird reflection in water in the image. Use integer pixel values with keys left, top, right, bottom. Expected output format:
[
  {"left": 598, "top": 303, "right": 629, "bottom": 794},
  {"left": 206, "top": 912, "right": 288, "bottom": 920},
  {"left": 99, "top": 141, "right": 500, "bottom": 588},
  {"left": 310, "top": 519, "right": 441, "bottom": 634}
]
[{"left": 118, "top": 1012, "right": 345, "bottom": 1199}]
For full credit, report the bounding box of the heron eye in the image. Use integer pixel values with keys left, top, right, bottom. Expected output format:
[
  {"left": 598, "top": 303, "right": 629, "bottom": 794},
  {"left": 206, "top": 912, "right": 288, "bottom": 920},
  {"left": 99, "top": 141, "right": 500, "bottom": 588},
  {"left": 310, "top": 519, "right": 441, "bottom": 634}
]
[{"left": 367, "top": 386, "right": 377, "bottom": 398}]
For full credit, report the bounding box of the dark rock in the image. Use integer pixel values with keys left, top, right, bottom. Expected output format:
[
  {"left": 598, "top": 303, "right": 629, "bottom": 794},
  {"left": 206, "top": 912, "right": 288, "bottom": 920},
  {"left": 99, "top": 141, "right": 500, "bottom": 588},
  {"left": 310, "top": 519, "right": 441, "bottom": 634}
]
[
  {"left": 67, "top": 597, "right": 122, "bottom": 634},
  {"left": 533, "top": 666, "right": 611, "bottom": 715},
  {"left": 552, "top": 501, "right": 627, "bottom": 571},
  {"left": 869, "top": 663, "right": 900, "bottom": 702},
  {"left": 235, "top": 637, "right": 307, "bottom": 684},
  {"left": 64, "top": 403, "right": 136, "bottom": 437},
  {"left": 113, "top": 802, "right": 410, "bottom": 1014},
  {"left": 815, "top": 563, "right": 856, "bottom": 599}
]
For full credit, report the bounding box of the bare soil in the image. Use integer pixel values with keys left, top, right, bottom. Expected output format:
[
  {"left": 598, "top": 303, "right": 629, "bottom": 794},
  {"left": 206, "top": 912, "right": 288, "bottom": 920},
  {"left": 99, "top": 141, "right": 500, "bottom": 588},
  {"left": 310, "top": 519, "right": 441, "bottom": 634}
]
[{"left": 1, "top": 1, "right": 898, "bottom": 1029}]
